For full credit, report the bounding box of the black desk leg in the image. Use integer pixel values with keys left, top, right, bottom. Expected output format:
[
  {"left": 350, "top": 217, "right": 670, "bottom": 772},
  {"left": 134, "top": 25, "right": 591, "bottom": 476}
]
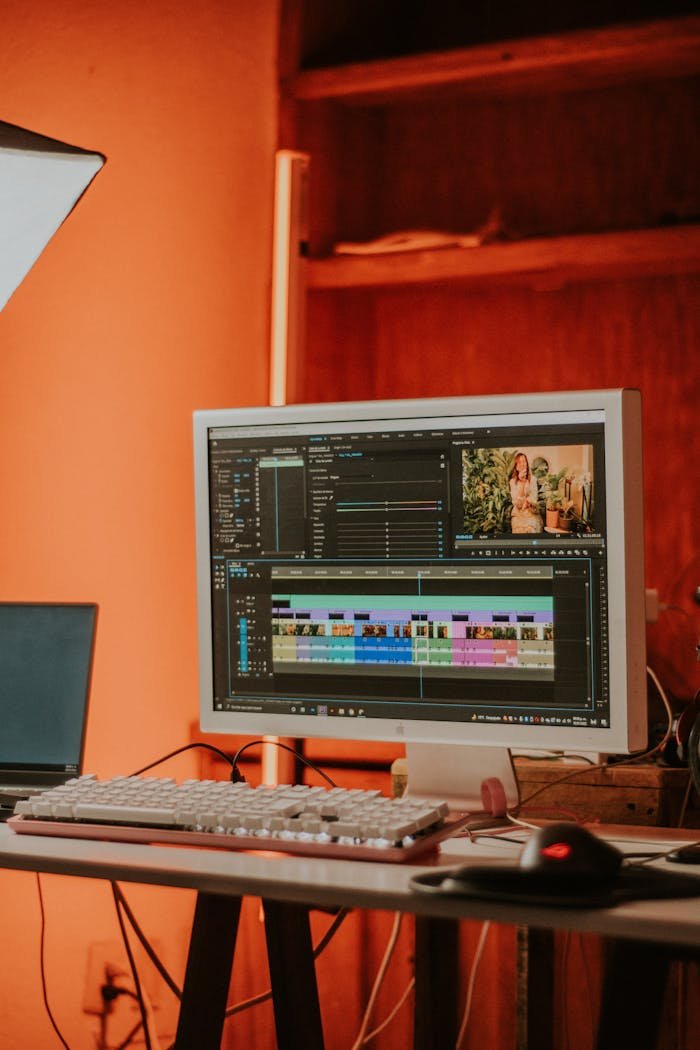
[
  {"left": 174, "top": 891, "right": 242, "bottom": 1050},
  {"left": 414, "top": 916, "right": 459, "bottom": 1050},
  {"left": 262, "top": 898, "right": 325, "bottom": 1050},
  {"left": 516, "top": 926, "right": 554, "bottom": 1050},
  {"left": 596, "top": 938, "right": 671, "bottom": 1050}
]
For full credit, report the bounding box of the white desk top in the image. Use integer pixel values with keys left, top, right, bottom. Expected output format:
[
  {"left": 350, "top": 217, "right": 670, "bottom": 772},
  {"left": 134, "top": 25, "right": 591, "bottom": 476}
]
[{"left": 2, "top": 822, "right": 699, "bottom": 948}]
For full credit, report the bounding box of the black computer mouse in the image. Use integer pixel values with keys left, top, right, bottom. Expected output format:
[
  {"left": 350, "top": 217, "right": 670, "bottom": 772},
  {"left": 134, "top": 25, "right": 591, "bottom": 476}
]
[
  {"left": 412, "top": 822, "right": 700, "bottom": 906},
  {"left": 519, "top": 822, "right": 623, "bottom": 879}
]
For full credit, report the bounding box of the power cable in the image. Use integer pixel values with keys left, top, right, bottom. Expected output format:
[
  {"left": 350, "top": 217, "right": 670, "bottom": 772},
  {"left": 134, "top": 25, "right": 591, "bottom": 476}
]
[
  {"left": 36, "top": 874, "right": 72, "bottom": 1050},
  {"left": 111, "top": 883, "right": 153, "bottom": 1050}
]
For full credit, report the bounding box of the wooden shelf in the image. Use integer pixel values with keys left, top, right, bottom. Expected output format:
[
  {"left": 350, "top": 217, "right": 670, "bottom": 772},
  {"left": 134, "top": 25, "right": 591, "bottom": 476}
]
[
  {"left": 288, "top": 16, "right": 700, "bottom": 103},
  {"left": 306, "top": 225, "right": 700, "bottom": 292}
]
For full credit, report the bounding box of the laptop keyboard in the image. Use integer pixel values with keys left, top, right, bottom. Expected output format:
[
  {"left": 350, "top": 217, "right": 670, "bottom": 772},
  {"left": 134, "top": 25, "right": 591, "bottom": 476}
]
[{"left": 9, "top": 773, "right": 469, "bottom": 862}]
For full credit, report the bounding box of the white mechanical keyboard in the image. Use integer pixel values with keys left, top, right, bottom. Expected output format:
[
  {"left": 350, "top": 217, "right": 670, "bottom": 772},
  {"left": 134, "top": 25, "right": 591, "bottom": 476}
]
[{"left": 9, "top": 774, "right": 471, "bottom": 862}]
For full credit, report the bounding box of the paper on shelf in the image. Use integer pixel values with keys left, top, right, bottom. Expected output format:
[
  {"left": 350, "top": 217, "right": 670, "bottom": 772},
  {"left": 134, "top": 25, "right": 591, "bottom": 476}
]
[
  {"left": 333, "top": 229, "right": 483, "bottom": 255},
  {"left": 332, "top": 206, "right": 504, "bottom": 256}
]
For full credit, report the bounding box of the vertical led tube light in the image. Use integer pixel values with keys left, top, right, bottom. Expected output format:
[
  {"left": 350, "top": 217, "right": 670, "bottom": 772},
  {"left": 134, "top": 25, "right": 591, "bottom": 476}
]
[
  {"left": 265, "top": 150, "right": 309, "bottom": 784},
  {"left": 269, "top": 149, "right": 309, "bottom": 408}
]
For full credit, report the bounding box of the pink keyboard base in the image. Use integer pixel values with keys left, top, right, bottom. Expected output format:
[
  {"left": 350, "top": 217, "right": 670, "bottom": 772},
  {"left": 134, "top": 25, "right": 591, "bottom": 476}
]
[{"left": 8, "top": 811, "right": 471, "bottom": 863}]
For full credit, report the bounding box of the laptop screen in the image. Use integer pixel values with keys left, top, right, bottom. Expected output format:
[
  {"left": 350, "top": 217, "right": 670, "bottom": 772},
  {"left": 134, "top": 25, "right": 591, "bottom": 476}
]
[{"left": 0, "top": 603, "right": 96, "bottom": 778}]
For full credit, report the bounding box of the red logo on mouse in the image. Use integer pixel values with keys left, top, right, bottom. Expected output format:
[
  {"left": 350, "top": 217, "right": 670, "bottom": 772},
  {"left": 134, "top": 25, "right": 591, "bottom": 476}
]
[{"left": 541, "top": 842, "right": 572, "bottom": 861}]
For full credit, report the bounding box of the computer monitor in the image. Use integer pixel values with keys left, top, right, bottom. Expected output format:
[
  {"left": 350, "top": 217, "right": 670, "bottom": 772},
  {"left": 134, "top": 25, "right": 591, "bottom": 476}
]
[{"left": 193, "top": 389, "right": 647, "bottom": 811}]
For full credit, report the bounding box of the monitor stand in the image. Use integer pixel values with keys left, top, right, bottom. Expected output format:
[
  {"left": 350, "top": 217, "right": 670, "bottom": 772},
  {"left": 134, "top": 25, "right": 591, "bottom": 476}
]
[{"left": 405, "top": 741, "right": 520, "bottom": 827}]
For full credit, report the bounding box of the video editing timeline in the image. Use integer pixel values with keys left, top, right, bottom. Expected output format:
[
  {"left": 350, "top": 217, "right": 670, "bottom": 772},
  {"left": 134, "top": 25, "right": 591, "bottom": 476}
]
[
  {"left": 270, "top": 577, "right": 554, "bottom": 676},
  {"left": 207, "top": 416, "right": 610, "bottom": 730}
]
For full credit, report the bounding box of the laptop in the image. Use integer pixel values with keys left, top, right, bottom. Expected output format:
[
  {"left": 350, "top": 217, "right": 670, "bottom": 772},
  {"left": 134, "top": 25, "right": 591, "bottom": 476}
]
[{"left": 0, "top": 602, "right": 97, "bottom": 821}]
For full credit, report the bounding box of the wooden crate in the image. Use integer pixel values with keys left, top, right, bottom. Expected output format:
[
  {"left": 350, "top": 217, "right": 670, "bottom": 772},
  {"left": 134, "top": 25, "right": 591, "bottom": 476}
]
[{"left": 514, "top": 758, "right": 696, "bottom": 827}]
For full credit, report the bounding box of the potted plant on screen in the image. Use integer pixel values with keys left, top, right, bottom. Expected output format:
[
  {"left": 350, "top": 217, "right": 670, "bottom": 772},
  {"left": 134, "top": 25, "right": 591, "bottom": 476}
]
[{"left": 539, "top": 467, "right": 569, "bottom": 529}]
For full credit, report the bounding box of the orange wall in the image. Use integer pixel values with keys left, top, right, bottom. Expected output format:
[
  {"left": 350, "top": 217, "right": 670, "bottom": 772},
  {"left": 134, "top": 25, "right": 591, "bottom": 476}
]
[{"left": 0, "top": 1, "right": 278, "bottom": 1046}]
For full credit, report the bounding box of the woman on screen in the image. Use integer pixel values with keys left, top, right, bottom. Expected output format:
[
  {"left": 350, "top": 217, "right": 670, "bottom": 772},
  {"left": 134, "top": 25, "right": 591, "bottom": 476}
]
[{"left": 509, "top": 452, "right": 543, "bottom": 533}]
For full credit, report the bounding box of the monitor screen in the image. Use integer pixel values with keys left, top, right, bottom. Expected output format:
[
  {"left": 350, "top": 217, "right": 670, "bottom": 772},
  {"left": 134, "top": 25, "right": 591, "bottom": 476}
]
[{"left": 194, "top": 390, "right": 647, "bottom": 765}]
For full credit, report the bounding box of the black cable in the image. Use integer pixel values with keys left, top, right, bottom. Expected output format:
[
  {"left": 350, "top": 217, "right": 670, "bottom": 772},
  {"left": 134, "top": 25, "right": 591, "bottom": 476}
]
[
  {"left": 131, "top": 739, "right": 340, "bottom": 789},
  {"left": 622, "top": 853, "right": 670, "bottom": 866},
  {"left": 231, "top": 738, "right": 337, "bottom": 787},
  {"left": 113, "top": 1019, "right": 144, "bottom": 1050},
  {"left": 472, "top": 833, "right": 527, "bottom": 846},
  {"left": 130, "top": 737, "right": 339, "bottom": 787},
  {"left": 114, "top": 877, "right": 349, "bottom": 1023},
  {"left": 130, "top": 742, "right": 238, "bottom": 780},
  {"left": 35, "top": 874, "right": 72, "bottom": 1050},
  {"left": 102, "top": 984, "right": 138, "bottom": 1004},
  {"left": 112, "top": 882, "right": 182, "bottom": 1000},
  {"left": 110, "top": 883, "right": 153, "bottom": 1050},
  {"left": 312, "top": 907, "right": 349, "bottom": 957},
  {"left": 224, "top": 906, "right": 350, "bottom": 1018}
]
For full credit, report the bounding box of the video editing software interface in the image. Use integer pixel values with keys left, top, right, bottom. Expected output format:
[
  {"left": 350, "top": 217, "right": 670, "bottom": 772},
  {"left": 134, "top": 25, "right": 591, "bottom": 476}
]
[{"left": 206, "top": 411, "right": 610, "bottom": 734}]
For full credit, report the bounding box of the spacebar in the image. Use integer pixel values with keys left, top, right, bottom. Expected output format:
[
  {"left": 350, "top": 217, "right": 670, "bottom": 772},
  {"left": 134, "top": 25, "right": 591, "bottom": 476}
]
[{"left": 73, "top": 803, "right": 178, "bottom": 825}]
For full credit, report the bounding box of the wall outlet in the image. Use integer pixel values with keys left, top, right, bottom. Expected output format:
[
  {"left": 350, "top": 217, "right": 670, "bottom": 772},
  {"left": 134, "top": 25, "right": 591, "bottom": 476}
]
[{"left": 83, "top": 938, "right": 161, "bottom": 1016}]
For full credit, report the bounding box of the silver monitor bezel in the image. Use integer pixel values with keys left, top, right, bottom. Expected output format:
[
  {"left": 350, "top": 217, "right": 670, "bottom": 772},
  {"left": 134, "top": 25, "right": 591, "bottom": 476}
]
[{"left": 193, "top": 389, "right": 646, "bottom": 754}]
